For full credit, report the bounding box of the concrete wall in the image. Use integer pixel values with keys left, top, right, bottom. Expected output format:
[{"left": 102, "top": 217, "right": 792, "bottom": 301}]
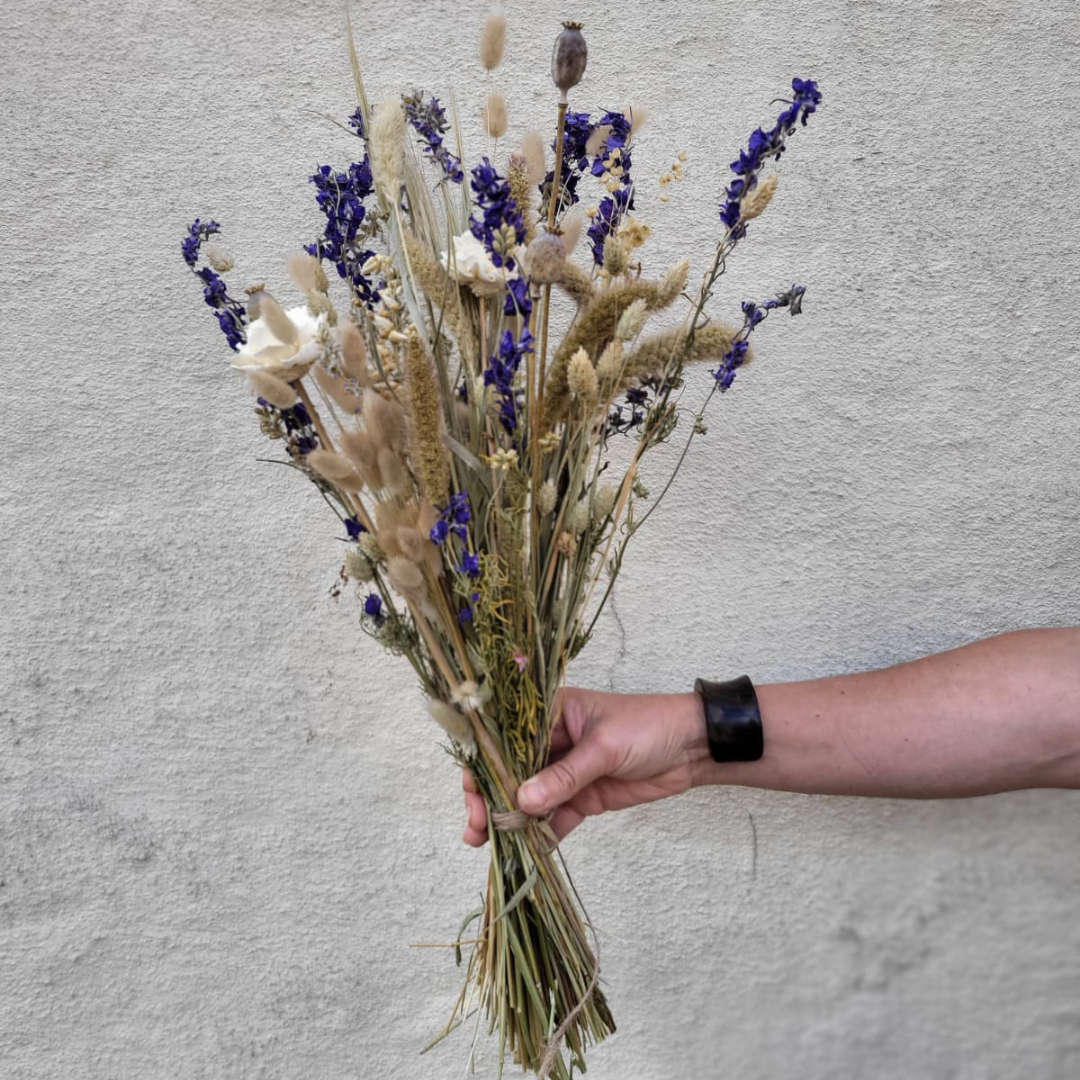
[{"left": 3, "top": 0, "right": 1078, "bottom": 1077}]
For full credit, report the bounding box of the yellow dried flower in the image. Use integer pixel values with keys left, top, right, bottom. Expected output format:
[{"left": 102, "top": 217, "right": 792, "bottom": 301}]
[
  {"left": 484, "top": 92, "right": 508, "bottom": 139},
  {"left": 617, "top": 215, "right": 651, "bottom": 250},
  {"left": 479, "top": 12, "right": 507, "bottom": 70},
  {"left": 485, "top": 447, "right": 519, "bottom": 470},
  {"left": 538, "top": 431, "right": 561, "bottom": 453}
]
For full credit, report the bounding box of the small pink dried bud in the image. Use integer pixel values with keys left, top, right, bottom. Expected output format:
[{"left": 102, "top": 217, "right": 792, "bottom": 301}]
[{"left": 551, "top": 21, "right": 587, "bottom": 97}]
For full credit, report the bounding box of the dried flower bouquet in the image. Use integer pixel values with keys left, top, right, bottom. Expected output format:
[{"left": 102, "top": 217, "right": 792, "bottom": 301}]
[{"left": 181, "top": 13, "right": 820, "bottom": 1077}]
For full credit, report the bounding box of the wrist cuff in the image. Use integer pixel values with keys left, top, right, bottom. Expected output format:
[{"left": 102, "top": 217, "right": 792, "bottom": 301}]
[{"left": 694, "top": 675, "right": 764, "bottom": 763}]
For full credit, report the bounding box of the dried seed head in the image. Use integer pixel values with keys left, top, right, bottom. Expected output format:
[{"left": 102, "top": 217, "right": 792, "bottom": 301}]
[
  {"left": 203, "top": 242, "right": 234, "bottom": 273},
  {"left": 551, "top": 21, "right": 587, "bottom": 97},
  {"left": 566, "top": 499, "right": 591, "bottom": 536},
  {"left": 397, "top": 525, "right": 425, "bottom": 563},
  {"left": 617, "top": 215, "right": 651, "bottom": 250},
  {"left": 404, "top": 326, "right": 450, "bottom": 503},
  {"left": 338, "top": 320, "right": 368, "bottom": 381},
  {"left": 386, "top": 555, "right": 424, "bottom": 595},
  {"left": 288, "top": 251, "right": 328, "bottom": 293},
  {"left": 566, "top": 347, "right": 599, "bottom": 401},
  {"left": 246, "top": 369, "right": 298, "bottom": 410},
  {"left": 741, "top": 174, "right": 779, "bottom": 221},
  {"left": 521, "top": 130, "right": 547, "bottom": 185},
  {"left": 524, "top": 230, "right": 565, "bottom": 284},
  {"left": 593, "top": 482, "right": 617, "bottom": 523},
  {"left": 307, "top": 449, "right": 363, "bottom": 486},
  {"left": 369, "top": 97, "right": 406, "bottom": 197},
  {"left": 602, "top": 237, "right": 630, "bottom": 277},
  {"left": 596, "top": 339, "right": 625, "bottom": 383},
  {"left": 658, "top": 258, "right": 691, "bottom": 304},
  {"left": 339, "top": 430, "right": 382, "bottom": 489},
  {"left": 246, "top": 288, "right": 299, "bottom": 347},
  {"left": 357, "top": 532, "right": 384, "bottom": 564},
  {"left": 428, "top": 699, "right": 476, "bottom": 750},
  {"left": 363, "top": 389, "right": 401, "bottom": 452},
  {"left": 484, "top": 91, "right": 508, "bottom": 139},
  {"left": 536, "top": 479, "right": 558, "bottom": 516},
  {"left": 616, "top": 297, "right": 649, "bottom": 341},
  {"left": 479, "top": 12, "right": 507, "bottom": 70},
  {"left": 556, "top": 530, "right": 578, "bottom": 558},
  {"left": 345, "top": 549, "right": 374, "bottom": 582}
]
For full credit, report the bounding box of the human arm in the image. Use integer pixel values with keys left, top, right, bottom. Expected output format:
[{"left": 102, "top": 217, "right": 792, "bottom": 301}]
[{"left": 462, "top": 627, "right": 1080, "bottom": 844}]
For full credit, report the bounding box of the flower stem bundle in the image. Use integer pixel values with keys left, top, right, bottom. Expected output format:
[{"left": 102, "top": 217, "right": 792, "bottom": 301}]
[{"left": 180, "top": 13, "right": 822, "bottom": 1076}]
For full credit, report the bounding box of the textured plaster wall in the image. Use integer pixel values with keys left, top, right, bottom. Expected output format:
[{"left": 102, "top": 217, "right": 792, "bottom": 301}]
[{"left": 3, "top": 0, "right": 1079, "bottom": 1077}]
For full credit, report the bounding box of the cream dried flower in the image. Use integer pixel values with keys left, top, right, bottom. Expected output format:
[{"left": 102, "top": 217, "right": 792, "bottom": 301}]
[
  {"left": 485, "top": 447, "right": 519, "bottom": 470},
  {"left": 443, "top": 231, "right": 514, "bottom": 297},
  {"left": 231, "top": 297, "right": 325, "bottom": 378}
]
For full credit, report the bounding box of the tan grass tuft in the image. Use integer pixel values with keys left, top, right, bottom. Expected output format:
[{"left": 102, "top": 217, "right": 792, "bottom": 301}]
[
  {"left": 555, "top": 259, "right": 595, "bottom": 309},
  {"left": 479, "top": 12, "right": 507, "bottom": 70},
  {"left": 627, "top": 102, "right": 649, "bottom": 133},
  {"left": 520, "top": 130, "right": 547, "bottom": 185},
  {"left": 560, "top": 209, "right": 584, "bottom": 255},
  {"left": 404, "top": 327, "right": 451, "bottom": 503},
  {"left": 620, "top": 323, "right": 747, "bottom": 388},
  {"left": 339, "top": 430, "right": 383, "bottom": 490},
  {"left": 428, "top": 699, "right": 476, "bottom": 749},
  {"left": 386, "top": 555, "right": 425, "bottom": 595},
  {"left": 484, "top": 92, "right": 508, "bottom": 139},
  {"left": 741, "top": 174, "right": 779, "bottom": 221},
  {"left": 363, "top": 388, "right": 406, "bottom": 453},
  {"left": 247, "top": 288, "right": 299, "bottom": 347},
  {"left": 566, "top": 348, "right": 599, "bottom": 402},
  {"left": 246, "top": 370, "right": 297, "bottom": 410},
  {"left": 307, "top": 449, "right": 365, "bottom": 491},
  {"left": 288, "top": 251, "right": 328, "bottom": 293},
  {"left": 507, "top": 155, "right": 536, "bottom": 244},
  {"left": 377, "top": 446, "right": 410, "bottom": 496},
  {"left": 370, "top": 97, "right": 406, "bottom": 198}
]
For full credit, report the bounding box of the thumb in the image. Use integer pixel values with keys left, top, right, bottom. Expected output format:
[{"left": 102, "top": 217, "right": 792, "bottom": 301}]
[{"left": 518, "top": 736, "right": 612, "bottom": 814}]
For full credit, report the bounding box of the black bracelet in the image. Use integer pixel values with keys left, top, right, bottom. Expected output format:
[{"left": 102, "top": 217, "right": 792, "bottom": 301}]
[{"left": 693, "top": 675, "right": 764, "bottom": 763}]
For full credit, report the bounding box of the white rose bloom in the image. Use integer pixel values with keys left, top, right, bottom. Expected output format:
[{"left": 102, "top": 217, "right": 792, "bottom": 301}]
[
  {"left": 443, "top": 231, "right": 511, "bottom": 298},
  {"left": 230, "top": 304, "right": 326, "bottom": 376}
]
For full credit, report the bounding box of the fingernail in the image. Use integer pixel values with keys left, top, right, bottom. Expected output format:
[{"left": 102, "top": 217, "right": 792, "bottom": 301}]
[{"left": 518, "top": 778, "right": 546, "bottom": 811}]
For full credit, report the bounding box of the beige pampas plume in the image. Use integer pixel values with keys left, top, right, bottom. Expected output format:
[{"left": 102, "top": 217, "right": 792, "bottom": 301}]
[
  {"left": 404, "top": 327, "right": 451, "bottom": 503},
  {"left": 521, "top": 130, "right": 547, "bottom": 185},
  {"left": 246, "top": 369, "right": 297, "bottom": 410},
  {"left": 484, "top": 91, "right": 508, "bottom": 139},
  {"left": 288, "top": 251, "right": 328, "bottom": 293},
  {"left": 363, "top": 389, "right": 406, "bottom": 453},
  {"left": 479, "top": 11, "right": 507, "bottom": 70},
  {"left": 369, "top": 97, "right": 406, "bottom": 198}
]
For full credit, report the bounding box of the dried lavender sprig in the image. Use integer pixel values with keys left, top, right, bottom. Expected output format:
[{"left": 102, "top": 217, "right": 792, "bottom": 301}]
[
  {"left": 712, "top": 285, "right": 806, "bottom": 390},
  {"left": 403, "top": 91, "right": 464, "bottom": 183},
  {"left": 181, "top": 219, "right": 248, "bottom": 351}
]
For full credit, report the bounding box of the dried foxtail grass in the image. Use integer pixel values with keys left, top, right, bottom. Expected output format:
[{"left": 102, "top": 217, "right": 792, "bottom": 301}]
[
  {"left": 544, "top": 263, "right": 691, "bottom": 423},
  {"left": 555, "top": 259, "right": 596, "bottom": 309},
  {"left": 620, "top": 322, "right": 747, "bottom": 386},
  {"left": 404, "top": 327, "right": 451, "bottom": 503}
]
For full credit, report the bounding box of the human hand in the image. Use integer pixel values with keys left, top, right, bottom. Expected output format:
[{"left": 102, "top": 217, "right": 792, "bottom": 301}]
[{"left": 462, "top": 686, "right": 708, "bottom": 845}]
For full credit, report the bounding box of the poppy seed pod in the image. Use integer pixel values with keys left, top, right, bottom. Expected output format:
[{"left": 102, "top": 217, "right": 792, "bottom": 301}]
[{"left": 551, "top": 21, "right": 587, "bottom": 97}]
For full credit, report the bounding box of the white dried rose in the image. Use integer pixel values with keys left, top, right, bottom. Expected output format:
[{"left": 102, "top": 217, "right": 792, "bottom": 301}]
[{"left": 230, "top": 303, "right": 326, "bottom": 378}]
